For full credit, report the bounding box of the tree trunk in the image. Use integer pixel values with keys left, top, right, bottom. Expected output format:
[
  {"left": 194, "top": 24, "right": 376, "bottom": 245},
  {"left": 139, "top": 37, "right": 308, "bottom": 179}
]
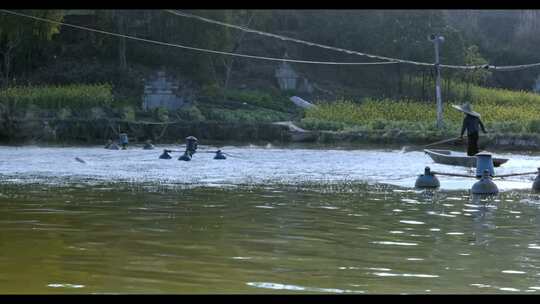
[
  {"left": 445, "top": 72, "right": 449, "bottom": 98},
  {"left": 222, "top": 60, "right": 232, "bottom": 102},
  {"left": 3, "top": 49, "right": 12, "bottom": 87},
  {"left": 407, "top": 70, "right": 412, "bottom": 99},
  {"left": 466, "top": 73, "right": 472, "bottom": 101},
  {"left": 1, "top": 37, "right": 20, "bottom": 87},
  {"left": 117, "top": 11, "right": 127, "bottom": 71},
  {"left": 209, "top": 57, "right": 220, "bottom": 85},
  {"left": 119, "top": 36, "right": 127, "bottom": 70},
  {"left": 421, "top": 69, "right": 426, "bottom": 101},
  {"left": 448, "top": 76, "right": 453, "bottom": 101},
  {"left": 397, "top": 63, "right": 403, "bottom": 97},
  {"left": 221, "top": 12, "right": 255, "bottom": 102}
]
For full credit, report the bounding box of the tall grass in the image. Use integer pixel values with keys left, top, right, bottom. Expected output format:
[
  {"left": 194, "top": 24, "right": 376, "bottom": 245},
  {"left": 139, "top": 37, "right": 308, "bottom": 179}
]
[{"left": 0, "top": 84, "right": 114, "bottom": 109}]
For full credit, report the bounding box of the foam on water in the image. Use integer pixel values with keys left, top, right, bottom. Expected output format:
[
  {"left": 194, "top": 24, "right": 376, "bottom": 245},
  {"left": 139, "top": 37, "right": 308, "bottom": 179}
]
[{"left": 0, "top": 145, "right": 538, "bottom": 190}]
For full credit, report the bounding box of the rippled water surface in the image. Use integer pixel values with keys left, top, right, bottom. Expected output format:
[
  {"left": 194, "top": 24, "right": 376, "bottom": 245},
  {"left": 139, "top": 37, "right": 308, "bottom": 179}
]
[
  {"left": 2, "top": 145, "right": 540, "bottom": 293},
  {"left": 1, "top": 145, "right": 539, "bottom": 190}
]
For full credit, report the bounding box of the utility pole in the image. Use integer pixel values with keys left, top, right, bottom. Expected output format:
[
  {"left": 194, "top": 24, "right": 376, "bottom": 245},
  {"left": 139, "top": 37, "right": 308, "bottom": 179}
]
[{"left": 429, "top": 34, "right": 445, "bottom": 128}]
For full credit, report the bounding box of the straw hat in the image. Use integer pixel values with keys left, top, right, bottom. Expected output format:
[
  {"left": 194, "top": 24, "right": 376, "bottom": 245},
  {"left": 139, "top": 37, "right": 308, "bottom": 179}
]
[{"left": 451, "top": 103, "right": 481, "bottom": 118}]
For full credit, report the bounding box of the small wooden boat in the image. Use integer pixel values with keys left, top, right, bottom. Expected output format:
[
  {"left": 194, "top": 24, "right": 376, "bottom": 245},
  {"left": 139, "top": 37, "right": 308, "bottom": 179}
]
[{"left": 424, "top": 149, "right": 509, "bottom": 168}]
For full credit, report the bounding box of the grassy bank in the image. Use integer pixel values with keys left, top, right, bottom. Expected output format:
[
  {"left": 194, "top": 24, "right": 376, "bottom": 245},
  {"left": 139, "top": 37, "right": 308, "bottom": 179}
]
[
  {"left": 0, "top": 84, "right": 294, "bottom": 122},
  {"left": 5, "top": 80, "right": 540, "bottom": 148},
  {"left": 0, "top": 84, "right": 296, "bottom": 143},
  {"left": 303, "top": 81, "right": 540, "bottom": 137}
]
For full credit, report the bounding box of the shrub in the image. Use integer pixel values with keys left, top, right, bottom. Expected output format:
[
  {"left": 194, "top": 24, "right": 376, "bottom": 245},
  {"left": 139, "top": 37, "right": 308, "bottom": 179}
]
[
  {"left": 155, "top": 107, "right": 169, "bottom": 122},
  {"left": 370, "top": 119, "right": 387, "bottom": 130},
  {"left": 176, "top": 105, "right": 205, "bottom": 122},
  {"left": 121, "top": 106, "right": 136, "bottom": 121},
  {"left": 527, "top": 120, "right": 540, "bottom": 133}
]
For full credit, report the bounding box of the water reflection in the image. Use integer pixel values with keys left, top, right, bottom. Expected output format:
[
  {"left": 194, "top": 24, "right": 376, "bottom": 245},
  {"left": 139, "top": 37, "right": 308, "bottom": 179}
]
[
  {"left": 1, "top": 182, "right": 540, "bottom": 293},
  {"left": 469, "top": 198, "right": 497, "bottom": 247}
]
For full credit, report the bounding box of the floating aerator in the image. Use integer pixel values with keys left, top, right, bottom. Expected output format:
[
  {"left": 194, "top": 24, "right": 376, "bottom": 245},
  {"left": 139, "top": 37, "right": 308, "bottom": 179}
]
[
  {"left": 415, "top": 166, "right": 440, "bottom": 188},
  {"left": 159, "top": 149, "right": 172, "bottom": 159},
  {"left": 471, "top": 169, "right": 498, "bottom": 195},
  {"left": 214, "top": 150, "right": 226, "bottom": 160},
  {"left": 475, "top": 151, "right": 495, "bottom": 178},
  {"left": 178, "top": 152, "right": 191, "bottom": 161}
]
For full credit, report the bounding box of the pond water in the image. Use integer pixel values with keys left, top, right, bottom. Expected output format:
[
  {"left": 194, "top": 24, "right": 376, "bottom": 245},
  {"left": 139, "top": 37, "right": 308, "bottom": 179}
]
[
  {"left": 0, "top": 145, "right": 539, "bottom": 190},
  {"left": 2, "top": 145, "right": 540, "bottom": 294}
]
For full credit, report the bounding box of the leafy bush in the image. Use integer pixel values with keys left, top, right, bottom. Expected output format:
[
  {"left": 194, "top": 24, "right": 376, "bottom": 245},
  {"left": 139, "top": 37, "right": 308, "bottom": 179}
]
[
  {"left": 176, "top": 106, "right": 205, "bottom": 122},
  {"left": 527, "top": 120, "right": 540, "bottom": 133},
  {"left": 200, "top": 84, "right": 221, "bottom": 99},
  {"left": 121, "top": 106, "right": 136, "bottom": 121},
  {"left": 370, "top": 119, "right": 386, "bottom": 130},
  {"left": 155, "top": 107, "right": 169, "bottom": 122}
]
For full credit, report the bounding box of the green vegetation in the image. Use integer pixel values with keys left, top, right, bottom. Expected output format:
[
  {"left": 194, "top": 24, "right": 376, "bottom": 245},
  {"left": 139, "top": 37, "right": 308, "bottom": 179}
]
[
  {"left": 175, "top": 105, "right": 206, "bottom": 122},
  {"left": 199, "top": 86, "right": 293, "bottom": 112},
  {"left": 0, "top": 83, "right": 293, "bottom": 127},
  {"left": 304, "top": 81, "right": 540, "bottom": 135},
  {"left": 205, "top": 108, "right": 290, "bottom": 124},
  {"left": 223, "top": 89, "right": 293, "bottom": 112},
  {"left": 0, "top": 84, "right": 113, "bottom": 109},
  {"left": 195, "top": 87, "right": 295, "bottom": 123},
  {"left": 3, "top": 10, "right": 540, "bottom": 145}
]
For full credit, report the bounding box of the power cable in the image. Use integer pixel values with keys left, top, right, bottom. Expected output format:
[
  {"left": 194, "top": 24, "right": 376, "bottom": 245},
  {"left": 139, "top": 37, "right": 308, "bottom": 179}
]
[
  {"left": 0, "top": 9, "right": 396, "bottom": 66},
  {"left": 166, "top": 9, "right": 540, "bottom": 72}
]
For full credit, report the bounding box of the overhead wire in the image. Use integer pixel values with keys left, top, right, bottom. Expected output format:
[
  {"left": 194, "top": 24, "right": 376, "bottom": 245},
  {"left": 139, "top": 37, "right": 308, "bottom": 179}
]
[
  {"left": 166, "top": 9, "right": 540, "bottom": 72},
  {"left": 0, "top": 9, "right": 396, "bottom": 66}
]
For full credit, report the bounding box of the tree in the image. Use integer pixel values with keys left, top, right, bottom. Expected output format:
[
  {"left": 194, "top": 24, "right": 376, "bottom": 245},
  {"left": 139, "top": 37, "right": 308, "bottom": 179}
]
[
  {"left": 114, "top": 10, "right": 127, "bottom": 71},
  {"left": 0, "top": 10, "right": 64, "bottom": 86},
  {"left": 221, "top": 10, "right": 257, "bottom": 101}
]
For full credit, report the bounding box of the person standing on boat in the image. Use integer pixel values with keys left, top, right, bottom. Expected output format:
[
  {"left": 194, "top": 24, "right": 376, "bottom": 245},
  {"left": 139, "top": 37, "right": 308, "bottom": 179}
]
[{"left": 452, "top": 103, "right": 487, "bottom": 156}]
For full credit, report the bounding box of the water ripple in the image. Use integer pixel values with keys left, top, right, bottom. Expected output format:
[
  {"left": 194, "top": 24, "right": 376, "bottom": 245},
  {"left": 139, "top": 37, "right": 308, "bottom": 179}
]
[{"left": 246, "top": 282, "right": 364, "bottom": 293}]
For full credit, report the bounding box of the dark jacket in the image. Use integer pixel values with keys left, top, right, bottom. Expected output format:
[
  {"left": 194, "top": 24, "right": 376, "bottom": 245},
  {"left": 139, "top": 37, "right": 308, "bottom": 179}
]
[{"left": 461, "top": 114, "right": 487, "bottom": 136}]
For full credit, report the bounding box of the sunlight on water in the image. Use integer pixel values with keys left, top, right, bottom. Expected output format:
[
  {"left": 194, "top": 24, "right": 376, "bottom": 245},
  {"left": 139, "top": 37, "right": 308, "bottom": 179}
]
[
  {"left": 2, "top": 146, "right": 540, "bottom": 293},
  {"left": 1, "top": 145, "right": 539, "bottom": 191}
]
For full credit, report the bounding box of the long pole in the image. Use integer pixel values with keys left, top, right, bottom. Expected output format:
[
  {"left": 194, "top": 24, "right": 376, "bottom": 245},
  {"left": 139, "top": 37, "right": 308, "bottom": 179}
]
[{"left": 434, "top": 37, "right": 443, "bottom": 128}]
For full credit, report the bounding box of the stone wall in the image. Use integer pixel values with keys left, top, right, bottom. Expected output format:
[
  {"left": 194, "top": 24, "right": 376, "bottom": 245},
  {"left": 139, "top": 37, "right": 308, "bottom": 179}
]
[{"left": 142, "top": 71, "right": 185, "bottom": 111}]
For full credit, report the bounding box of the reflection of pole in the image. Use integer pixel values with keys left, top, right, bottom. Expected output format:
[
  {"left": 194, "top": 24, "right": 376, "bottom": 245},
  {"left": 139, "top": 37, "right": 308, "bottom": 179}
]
[{"left": 430, "top": 34, "right": 444, "bottom": 129}]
